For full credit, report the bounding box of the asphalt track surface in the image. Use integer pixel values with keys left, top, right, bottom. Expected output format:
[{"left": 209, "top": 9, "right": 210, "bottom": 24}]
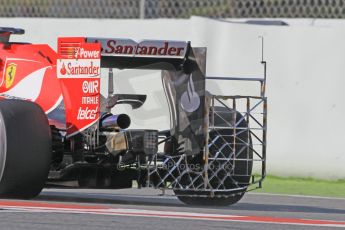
[{"left": 0, "top": 188, "right": 344, "bottom": 230}]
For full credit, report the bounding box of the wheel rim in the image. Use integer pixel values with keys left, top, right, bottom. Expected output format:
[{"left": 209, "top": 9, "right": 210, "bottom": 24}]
[{"left": 0, "top": 112, "right": 7, "bottom": 183}]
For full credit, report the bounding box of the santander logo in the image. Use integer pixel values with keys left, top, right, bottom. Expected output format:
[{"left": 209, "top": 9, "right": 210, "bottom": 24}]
[
  {"left": 58, "top": 42, "right": 101, "bottom": 79},
  {"left": 58, "top": 60, "right": 100, "bottom": 77},
  {"left": 86, "top": 38, "right": 188, "bottom": 58},
  {"left": 60, "top": 62, "right": 67, "bottom": 75}
]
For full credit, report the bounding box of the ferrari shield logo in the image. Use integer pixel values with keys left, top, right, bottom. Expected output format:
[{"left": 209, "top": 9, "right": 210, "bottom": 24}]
[{"left": 5, "top": 63, "right": 16, "bottom": 88}]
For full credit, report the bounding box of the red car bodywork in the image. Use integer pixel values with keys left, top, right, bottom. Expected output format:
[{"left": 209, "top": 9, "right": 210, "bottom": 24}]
[
  {"left": 0, "top": 43, "right": 61, "bottom": 113},
  {"left": 0, "top": 37, "right": 102, "bottom": 137}
]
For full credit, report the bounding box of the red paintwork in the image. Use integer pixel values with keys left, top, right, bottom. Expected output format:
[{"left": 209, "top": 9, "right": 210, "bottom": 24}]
[
  {"left": 57, "top": 38, "right": 101, "bottom": 136},
  {"left": 0, "top": 43, "right": 62, "bottom": 113},
  {"left": 0, "top": 200, "right": 344, "bottom": 227},
  {"left": 0, "top": 38, "right": 101, "bottom": 136}
]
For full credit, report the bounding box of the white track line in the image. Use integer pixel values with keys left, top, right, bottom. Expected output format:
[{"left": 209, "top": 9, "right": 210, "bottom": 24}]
[
  {"left": 251, "top": 192, "right": 345, "bottom": 200},
  {"left": 0, "top": 202, "right": 344, "bottom": 228}
]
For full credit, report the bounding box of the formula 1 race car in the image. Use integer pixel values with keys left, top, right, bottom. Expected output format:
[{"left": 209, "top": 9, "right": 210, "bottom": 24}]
[{"left": 0, "top": 27, "right": 267, "bottom": 206}]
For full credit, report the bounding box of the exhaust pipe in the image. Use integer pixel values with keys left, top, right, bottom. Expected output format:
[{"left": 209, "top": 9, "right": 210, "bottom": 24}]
[{"left": 101, "top": 113, "right": 131, "bottom": 130}]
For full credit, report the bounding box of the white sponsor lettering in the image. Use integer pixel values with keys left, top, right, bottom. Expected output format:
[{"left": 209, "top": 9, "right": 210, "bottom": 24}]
[
  {"left": 77, "top": 107, "right": 97, "bottom": 120},
  {"left": 82, "top": 80, "right": 99, "bottom": 93},
  {"left": 75, "top": 48, "right": 100, "bottom": 59},
  {"left": 81, "top": 96, "right": 99, "bottom": 104}
]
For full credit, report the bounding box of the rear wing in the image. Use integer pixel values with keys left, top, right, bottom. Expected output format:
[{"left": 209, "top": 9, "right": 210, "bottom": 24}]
[
  {"left": 58, "top": 37, "right": 207, "bottom": 155},
  {"left": 58, "top": 37, "right": 204, "bottom": 72},
  {"left": 86, "top": 38, "right": 190, "bottom": 70}
]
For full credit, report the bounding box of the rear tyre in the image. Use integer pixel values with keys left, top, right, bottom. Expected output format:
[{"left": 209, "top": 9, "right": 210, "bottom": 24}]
[
  {"left": 175, "top": 106, "right": 252, "bottom": 206},
  {"left": 0, "top": 100, "right": 52, "bottom": 198}
]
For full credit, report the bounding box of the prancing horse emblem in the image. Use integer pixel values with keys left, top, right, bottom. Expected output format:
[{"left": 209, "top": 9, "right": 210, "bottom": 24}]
[{"left": 5, "top": 63, "right": 17, "bottom": 89}]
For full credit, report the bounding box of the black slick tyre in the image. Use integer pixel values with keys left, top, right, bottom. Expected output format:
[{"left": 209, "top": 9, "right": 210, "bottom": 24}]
[
  {"left": 0, "top": 99, "right": 52, "bottom": 199},
  {"left": 175, "top": 106, "right": 253, "bottom": 206}
]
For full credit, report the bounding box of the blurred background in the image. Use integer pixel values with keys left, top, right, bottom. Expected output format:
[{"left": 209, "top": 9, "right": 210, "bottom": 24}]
[
  {"left": 1, "top": 1, "right": 344, "bottom": 193},
  {"left": 1, "top": 0, "right": 345, "bottom": 18}
]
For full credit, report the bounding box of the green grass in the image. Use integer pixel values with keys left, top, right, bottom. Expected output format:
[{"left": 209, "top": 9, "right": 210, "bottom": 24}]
[{"left": 252, "top": 175, "right": 345, "bottom": 198}]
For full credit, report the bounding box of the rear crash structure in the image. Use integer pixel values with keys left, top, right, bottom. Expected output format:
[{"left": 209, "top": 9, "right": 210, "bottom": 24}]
[{"left": 0, "top": 28, "right": 266, "bottom": 206}]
